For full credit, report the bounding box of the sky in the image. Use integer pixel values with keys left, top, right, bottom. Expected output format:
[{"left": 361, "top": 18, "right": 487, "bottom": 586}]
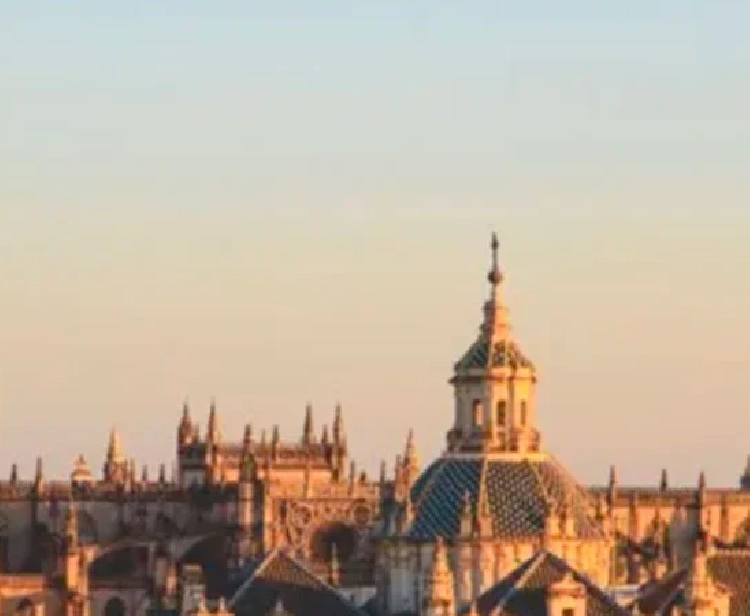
[{"left": 1, "top": 2, "right": 749, "bottom": 487}]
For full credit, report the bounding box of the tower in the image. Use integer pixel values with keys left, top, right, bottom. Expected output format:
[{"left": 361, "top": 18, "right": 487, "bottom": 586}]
[{"left": 448, "top": 233, "right": 539, "bottom": 454}]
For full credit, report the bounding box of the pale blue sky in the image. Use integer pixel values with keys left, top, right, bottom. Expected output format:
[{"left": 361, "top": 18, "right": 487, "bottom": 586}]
[{"left": 1, "top": 3, "right": 749, "bottom": 487}]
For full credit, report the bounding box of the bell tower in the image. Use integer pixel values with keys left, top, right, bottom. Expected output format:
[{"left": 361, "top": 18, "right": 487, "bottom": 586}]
[{"left": 447, "top": 233, "right": 540, "bottom": 455}]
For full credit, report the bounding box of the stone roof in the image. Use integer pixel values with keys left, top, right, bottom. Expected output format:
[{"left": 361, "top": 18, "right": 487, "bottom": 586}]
[
  {"left": 228, "top": 549, "right": 365, "bottom": 616},
  {"left": 466, "top": 550, "right": 630, "bottom": 616},
  {"left": 407, "top": 455, "right": 605, "bottom": 541},
  {"left": 454, "top": 337, "right": 535, "bottom": 373}
]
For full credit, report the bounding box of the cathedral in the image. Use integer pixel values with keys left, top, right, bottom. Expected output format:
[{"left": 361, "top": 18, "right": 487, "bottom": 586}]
[{"left": 2, "top": 234, "right": 750, "bottom": 616}]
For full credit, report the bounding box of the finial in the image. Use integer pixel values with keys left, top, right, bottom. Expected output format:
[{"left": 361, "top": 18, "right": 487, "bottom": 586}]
[
  {"left": 608, "top": 464, "right": 617, "bottom": 487},
  {"left": 660, "top": 468, "right": 668, "bottom": 491},
  {"left": 302, "top": 403, "right": 314, "bottom": 445},
  {"left": 698, "top": 470, "right": 707, "bottom": 491},
  {"left": 10, "top": 463, "right": 17, "bottom": 483},
  {"left": 158, "top": 463, "right": 166, "bottom": 484},
  {"left": 333, "top": 402, "right": 346, "bottom": 445},
  {"left": 321, "top": 424, "right": 330, "bottom": 445},
  {"left": 380, "top": 459, "right": 387, "bottom": 485},
  {"left": 460, "top": 491, "right": 473, "bottom": 537},
  {"left": 243, "top": 423, "right": 253, "bottom": 445},
  {"left": 271, "top": 425, "right": 280, "bottom": 445},
  {"left": 488, "top": 232, "right": 502, "bottom": 287}
]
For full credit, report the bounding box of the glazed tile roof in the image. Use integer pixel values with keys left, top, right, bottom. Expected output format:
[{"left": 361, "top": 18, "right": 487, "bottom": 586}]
[
  {"left": 466, "top": 550, "right": 630, "bottom": 616},
  {"left": 229, "top": 549, "right": 365, "bottom": 616},
  {"left": 709, "top": 551, "right": 750, "bottom": 616},
  {"left": 454, "top": 337, "right": 535, "bottom": 372},
  {"left": 407, "top": 456, "right": 605, "bottom": 541}
]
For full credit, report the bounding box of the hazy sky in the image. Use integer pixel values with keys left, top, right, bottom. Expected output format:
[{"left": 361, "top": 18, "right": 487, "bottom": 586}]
[{"left": 1, "top": 3, "right": 749, "bottom": 487}]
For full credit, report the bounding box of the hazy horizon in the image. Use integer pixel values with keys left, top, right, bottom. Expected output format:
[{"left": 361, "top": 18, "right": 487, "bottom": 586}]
[{"left": 2, "top": 3, "right": 749, "bottom": 487}]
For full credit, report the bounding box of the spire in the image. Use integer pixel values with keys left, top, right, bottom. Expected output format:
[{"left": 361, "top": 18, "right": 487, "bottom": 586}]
[
  {"left": 158, "top": 463, "right": 166, "bottom": 484},
  {"left": 476, "top": 459, "right": 492, "bottom": 536},
  {"left": 698, "top": 470, "right": 707, "bottom": 492},
  {"left": 482, "top": 232, "right": 510, "bottom": 340},
  {"left": 321, "top": 424, "right": 330, "bottom": 446},
  {"left": 207, "top": 398, "right": 220, "bottom": 444},
  {"left": 10, "top": 463, "right": 17, "bottom": 483},
  {"left": 302, "top": 403, "right": 314, "bottom": 445},
  {"left": 141, "top": 465, "right": 149, "bottom": 483},
  {"left": 243, "top": 423, "right": 253, "bottom": 447},
  {"left": 333, "top": 403, "right": 346, "bottom": 445},
  {"left": 660, "top": 468, "right": 668, "bottom": 491},
  {"left": 179, "top": 399, "right": 192, "bottom": 439},
  {"left": 403, "top": 429, "right": 419, "bottom": 475},
  {"left": 34, "top": 456, "right": 44, "bottom": 487},
  {"left": 608, "top": 464, "right": 617, "bottom": 487},
  {"left": 107, "top": 427, "right": 124, "bottom": 463},
  {"left": 380, "top": 459, "right": 387, "bottom": 486},
  {"left": 459, "top": 491, "right": 473, "bottom": 537}
]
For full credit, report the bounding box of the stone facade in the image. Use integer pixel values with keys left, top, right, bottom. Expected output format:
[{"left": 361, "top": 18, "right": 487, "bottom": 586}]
[{"left": 0, "top": 234, "right": 745, "bottom": 616}]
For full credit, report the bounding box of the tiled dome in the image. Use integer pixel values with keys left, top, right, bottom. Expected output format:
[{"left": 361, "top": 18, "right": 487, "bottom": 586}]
[
  {"left": 406, "top": 455, "right": 605, "bottom": 541},
  {"left": 454, "top": 337, "right": 535, "bottom": 373}
]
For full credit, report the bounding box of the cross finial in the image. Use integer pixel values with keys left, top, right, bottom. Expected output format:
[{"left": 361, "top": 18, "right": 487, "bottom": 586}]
[{"left": 488, "top": 232, "right": 502, "bottom": 287}]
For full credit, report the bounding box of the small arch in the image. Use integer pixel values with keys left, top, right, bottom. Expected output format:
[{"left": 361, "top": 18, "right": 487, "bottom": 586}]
[
  {"left": 104, "top": 597, "right": 126, "bottom": 616},
  {"left": 179, "top": 533, "right": 229, "bottom": 599},
  {"left": 496, "top": 400, "right": 507, "bottom": 426},
  {"left": 311, "top": 522, "right": 358, "bottom": 564},
  {"left": 90, "top": 544, "right": 149, "bottom": 580}
]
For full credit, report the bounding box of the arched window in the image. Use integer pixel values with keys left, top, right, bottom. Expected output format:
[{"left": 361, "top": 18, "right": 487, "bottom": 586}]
[
  {"left": 496, "top": 400, "right": 507, "bottom": 426},
  {"left": 472, "top": 400, "right": 482, "bottom": 427},
  {"left": 104, "top": 597, "right": 126, "bottom": 616},
  {"left": 519, "top": 400, "right": 527, "bottom": 426}
]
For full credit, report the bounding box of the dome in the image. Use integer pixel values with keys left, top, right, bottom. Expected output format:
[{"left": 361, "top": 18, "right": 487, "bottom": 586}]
[{"left": 405, "top": 454, "right": 605, "bottom": 541}]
